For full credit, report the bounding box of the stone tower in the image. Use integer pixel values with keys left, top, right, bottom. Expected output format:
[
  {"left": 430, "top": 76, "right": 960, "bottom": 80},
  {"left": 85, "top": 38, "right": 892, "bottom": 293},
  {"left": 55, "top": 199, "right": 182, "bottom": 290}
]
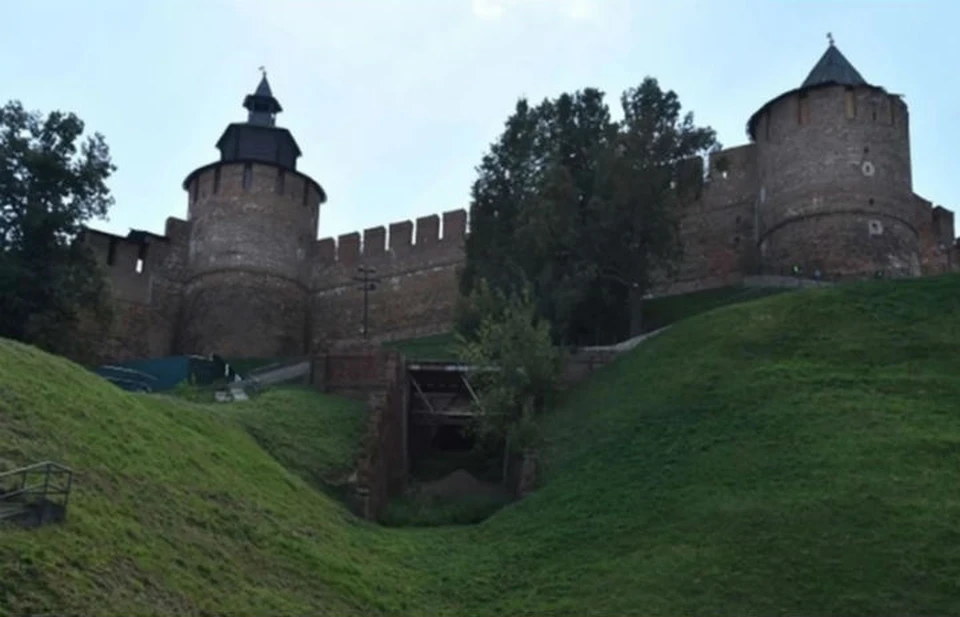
[
  {"left": 179, "top": 72, "right": 326, "bottom": 357},
  {"left": 747, "top": 38, "right": 919, "bottom": 279}
]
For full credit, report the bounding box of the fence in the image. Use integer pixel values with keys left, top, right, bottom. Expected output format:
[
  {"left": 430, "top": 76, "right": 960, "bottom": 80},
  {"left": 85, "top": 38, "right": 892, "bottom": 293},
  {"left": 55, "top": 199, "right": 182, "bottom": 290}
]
[{"left": 0, "top": 461, "right": 74, "bottom": 527}]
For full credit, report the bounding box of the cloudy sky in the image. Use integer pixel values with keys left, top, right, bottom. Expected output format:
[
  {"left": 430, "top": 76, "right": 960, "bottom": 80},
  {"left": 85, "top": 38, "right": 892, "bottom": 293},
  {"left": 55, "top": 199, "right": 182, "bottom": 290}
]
[{"left": 4, "top": 1, "right": 959, "bottom": 241}]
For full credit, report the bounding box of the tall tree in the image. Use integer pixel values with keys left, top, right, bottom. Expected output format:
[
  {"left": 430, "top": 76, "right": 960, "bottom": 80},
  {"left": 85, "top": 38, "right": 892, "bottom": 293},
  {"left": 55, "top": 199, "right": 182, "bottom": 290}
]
[
  {"left": 457, "top": 280, "right": 565, "bottom": 480},
  {"left": 459, "top": 78, "right": 719, "bottom": 345},
  {"left": 0, "top": 100, "right": 115, "bottom": 357}
]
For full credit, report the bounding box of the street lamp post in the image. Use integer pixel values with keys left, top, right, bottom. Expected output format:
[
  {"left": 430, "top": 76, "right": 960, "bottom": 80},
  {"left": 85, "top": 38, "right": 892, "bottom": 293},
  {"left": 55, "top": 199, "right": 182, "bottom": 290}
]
[{"left": 353, "top": 266, "right": 380, "bottom": 339}]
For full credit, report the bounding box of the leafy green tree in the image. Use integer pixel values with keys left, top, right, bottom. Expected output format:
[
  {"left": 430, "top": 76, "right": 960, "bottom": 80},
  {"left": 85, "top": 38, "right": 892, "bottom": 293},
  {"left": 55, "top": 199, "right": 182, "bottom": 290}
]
[
  {"left": 0, "top": 100, "right": 115, "bottom": 358},
  {"left": 457, "top": 281, "right": 565, "bottom": 477},
  {"left": 460, "top": 78, "right": 719, "bottom": 344}
]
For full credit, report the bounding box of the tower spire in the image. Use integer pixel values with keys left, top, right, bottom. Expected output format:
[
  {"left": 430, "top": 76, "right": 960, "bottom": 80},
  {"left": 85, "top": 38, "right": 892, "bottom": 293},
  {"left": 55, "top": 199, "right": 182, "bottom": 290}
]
[
  {"left": 243, "top": 67, "right": 283, "bottom": 127},
  {"left": 800, "top": 38, "right": 867, "bottom": 89}
]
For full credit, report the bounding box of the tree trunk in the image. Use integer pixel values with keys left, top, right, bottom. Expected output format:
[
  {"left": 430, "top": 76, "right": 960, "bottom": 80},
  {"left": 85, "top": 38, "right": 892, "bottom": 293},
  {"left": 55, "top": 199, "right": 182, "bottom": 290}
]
[
  {"left": 502, "top": 433, "right": 511, "bottom": 486},
  {"left": 628, "top": 286, "right": 644, "bottom": 337}
]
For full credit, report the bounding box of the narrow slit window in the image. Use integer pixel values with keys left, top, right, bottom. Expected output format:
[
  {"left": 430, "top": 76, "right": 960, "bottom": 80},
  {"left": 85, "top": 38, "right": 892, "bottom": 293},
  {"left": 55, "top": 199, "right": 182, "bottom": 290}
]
[
  {"left": 798, "top": 93, "right": 810, "bottom": 125},
  {"left": 276, "top": 169, "right": 286, "bottom": 194},
  {"left": 242, "top": 163, "right": 253, "bottom": 190},
  {"left": 302, "top": 182, "right": 309, "bottom": 206},
  {"left": 136, "top": 243, "right": 148, "bottom": 274},
  {"left": 213, "top": 167, "right": 221, "bottom": 193},
  {"left": 845, "top": 88, "right": 856, "bottom": 119}
]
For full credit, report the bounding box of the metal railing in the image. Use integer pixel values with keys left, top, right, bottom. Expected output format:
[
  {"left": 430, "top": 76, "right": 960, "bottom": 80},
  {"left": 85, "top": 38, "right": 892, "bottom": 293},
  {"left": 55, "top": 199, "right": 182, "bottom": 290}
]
[{"left": 0, "top": 461, "right": 74, "bottom": 527}]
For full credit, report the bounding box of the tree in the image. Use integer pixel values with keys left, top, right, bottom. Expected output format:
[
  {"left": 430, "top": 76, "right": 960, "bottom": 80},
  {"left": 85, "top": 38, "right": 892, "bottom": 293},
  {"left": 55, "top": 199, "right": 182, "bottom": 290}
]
[
  {"left": 460, "top": 78, "right": 719, "bottom": 345},
  {"left": 0, "top": 100, "right": 116, "bottom": 358},
  {"left": 457, "top": 280, "right": 565, "bottom": 480}
]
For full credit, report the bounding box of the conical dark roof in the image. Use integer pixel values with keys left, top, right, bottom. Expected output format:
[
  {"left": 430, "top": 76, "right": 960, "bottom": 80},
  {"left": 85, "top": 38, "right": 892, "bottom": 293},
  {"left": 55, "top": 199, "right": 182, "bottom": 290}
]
[
  {"left": 801, "top": 42, "right": 868, "bottom": 88},
  {"left": 253, "top": 75, "right": 273, "bottom": 98}
]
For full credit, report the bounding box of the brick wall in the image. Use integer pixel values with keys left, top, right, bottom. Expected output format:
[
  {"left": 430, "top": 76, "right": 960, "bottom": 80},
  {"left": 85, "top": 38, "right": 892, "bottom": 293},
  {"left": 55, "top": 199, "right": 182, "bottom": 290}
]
[
  {"left": 754, "top": 84, "right": 918, "bottom": 278},
  {"left": 918, "top": 200, "right": 956, "bottom": 274},
  {"left": 312, "top": 347, "right": 408, "bottom": 520},
  {"left": 77, "top": 77, "right": 958, "bottom": 364},
  {"left": 651, "top": 146, "right": 756, "bottom": 295},
  {"left": 309, "top": 210, "right": 466, "bottom": 350},
  {"left": 78, "top": 217, "right": 190, "bottom": 363}
]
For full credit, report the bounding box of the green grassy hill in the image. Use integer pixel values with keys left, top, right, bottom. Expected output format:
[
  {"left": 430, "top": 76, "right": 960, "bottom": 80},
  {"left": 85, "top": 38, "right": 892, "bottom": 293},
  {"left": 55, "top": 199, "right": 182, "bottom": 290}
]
[
  {"left": 4, "top": 274, "right": 960, "bottom": 615},
  {"left": 386, "top": 284, "right": 790, "bottom": 360}
]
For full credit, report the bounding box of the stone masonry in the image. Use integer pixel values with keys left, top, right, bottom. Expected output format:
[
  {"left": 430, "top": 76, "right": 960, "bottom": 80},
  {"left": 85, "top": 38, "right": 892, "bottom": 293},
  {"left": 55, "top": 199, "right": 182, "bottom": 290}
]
[{"left": 78, "top": 43, "right": 958, "bottom": 364}]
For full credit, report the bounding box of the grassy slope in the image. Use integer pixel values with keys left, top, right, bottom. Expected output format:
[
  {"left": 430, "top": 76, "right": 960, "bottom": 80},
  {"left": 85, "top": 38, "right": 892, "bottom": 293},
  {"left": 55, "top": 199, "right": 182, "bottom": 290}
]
[
  {"left": 4, "top": 274, "right": 960, "bottom": 615},
  {"left": 0, "top": 347, "right": 422, "bottom": 616},
  {"left": 421, "top": 274, "right": 960, "bottom": 615},
  {"left": 231, "top": 387, "right": 367, "bottom": 490},
  {"left": 387, "top": 285, "right": 789, "bottom": 360},
  {"left": 640, "top": 284, "right": 788, "bottom": 332}
]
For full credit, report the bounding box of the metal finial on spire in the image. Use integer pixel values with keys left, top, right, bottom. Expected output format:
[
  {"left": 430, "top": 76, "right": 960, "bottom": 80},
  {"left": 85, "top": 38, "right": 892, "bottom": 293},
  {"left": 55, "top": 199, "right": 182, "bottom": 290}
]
[
  {"left": 258, "top": 65, "right": 267, "bottom": 78},
  {"left": 827, "top": 32, "right": 834, "bottom": 47}
]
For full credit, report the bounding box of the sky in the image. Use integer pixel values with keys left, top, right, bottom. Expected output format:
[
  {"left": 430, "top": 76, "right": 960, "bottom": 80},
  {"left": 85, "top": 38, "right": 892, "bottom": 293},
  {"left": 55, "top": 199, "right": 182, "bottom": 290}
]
[{"left": 4, "top": 0, "right": 959, "bottom": 241}]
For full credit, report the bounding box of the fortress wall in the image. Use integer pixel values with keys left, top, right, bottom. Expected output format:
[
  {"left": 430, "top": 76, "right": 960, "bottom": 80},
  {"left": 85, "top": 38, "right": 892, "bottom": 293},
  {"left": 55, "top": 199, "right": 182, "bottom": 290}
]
[
  {"left": 180, "top": 270, "right": 308, "bottom": 357},
  {"left": 917, "top": 198, "right": 956, "bottom": 274},
  {"left": 754, "top": 84, "right": 917, "bottom": 278},
  {"left": 82, "top": 229, "right": 154, "bottom": 304},
  {"left": 79, "top": 222, "right": 191, "bottom": 363},
  {"left": 759, "top": 212, "right": 920, "bottom": 279},
  {"left": 185, "top": 163, "right": 320, "bottom": 280},
  {"left": 310, "top": 209, "right": 467, "bottom": 349},
  {"left": 653, "top": 145, "right": 758, "bottom": 295},
  {"left": 181, "top": 162, "right": 320, "bottom": 358}
]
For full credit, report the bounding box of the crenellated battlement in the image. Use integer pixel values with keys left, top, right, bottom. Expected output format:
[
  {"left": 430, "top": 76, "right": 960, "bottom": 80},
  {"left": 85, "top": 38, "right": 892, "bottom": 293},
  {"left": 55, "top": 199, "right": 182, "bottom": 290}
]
[
  {"left": 81, "top": 217, "right": 191, "bottom": 307},
  {"left": 308, "top": 209, "right": 467, "bottom": 348},
  {"left": 73, "top": 43, "right": 960, "bottom": 364},
  {"left": 314, "top": 209, "right": 467, "bottom": 273},
  {"left": 702, "top": 144, "right": 758, "bottom": 206}
]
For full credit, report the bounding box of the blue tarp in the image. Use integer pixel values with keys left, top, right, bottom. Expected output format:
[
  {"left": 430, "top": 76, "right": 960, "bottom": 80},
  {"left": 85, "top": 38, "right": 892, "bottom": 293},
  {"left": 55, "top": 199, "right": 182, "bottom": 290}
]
[{"left": 94, "top": 355, "right": 239, "bottom": 392}]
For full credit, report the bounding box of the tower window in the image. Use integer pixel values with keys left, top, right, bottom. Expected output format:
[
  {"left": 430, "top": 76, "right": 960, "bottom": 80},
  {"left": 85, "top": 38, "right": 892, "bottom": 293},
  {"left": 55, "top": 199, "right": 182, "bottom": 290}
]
[
  {"left": 302, "top": 182, "right": 309, "bottom": 206},
  {"left": 798, "top": 93, "right": 810, "bottom": 125},
  {"left": 871, "top": 101, "right": 878, "bottom": 122},
  {"left": 213, "top": 167, "right": 221, "bottom": 193},
  {"left": 845, "top": 88, "right": 856, "bottom": 119},
  {"left": 242, "top": 163, "right": 253, "bottom": 191},
  {"left": 190, "top": 180, "right": 199, "bottom": 204},
  {"left": 136, "top": 242, "right": 148, "bottom": 274},
  {"left": 276, "top": 169, "right": 286, "bottom": 195}
]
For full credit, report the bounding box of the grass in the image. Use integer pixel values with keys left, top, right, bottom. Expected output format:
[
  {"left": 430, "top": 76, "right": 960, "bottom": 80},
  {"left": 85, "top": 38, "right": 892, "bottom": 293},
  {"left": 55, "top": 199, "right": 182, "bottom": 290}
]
[
  {"left": 384, "top": 332, "right": 459, "bottom": 361},
  {"left": 380, "top": 490, "right": 513, "bottom": 528},
  {"left": 4, "top": 274, "right": 960, "bottom": 615},
  {"left": 389, "top": 285, "right": 789, "bottom": 358},
  {"left": 231, "top": 387, "right": 367, "bottom": 492},
  {"left": 639, "top": 284, "right": 788, "bottom": 332}
]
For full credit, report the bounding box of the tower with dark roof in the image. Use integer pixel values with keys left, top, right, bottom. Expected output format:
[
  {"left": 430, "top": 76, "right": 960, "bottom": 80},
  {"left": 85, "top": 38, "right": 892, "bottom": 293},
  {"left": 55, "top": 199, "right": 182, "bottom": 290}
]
[
  {"left": 178, "top": 73, "right": 327, "bottom": 358},
  {"left": 746, "top": 38, "right": 920, "bottom": 279}
]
